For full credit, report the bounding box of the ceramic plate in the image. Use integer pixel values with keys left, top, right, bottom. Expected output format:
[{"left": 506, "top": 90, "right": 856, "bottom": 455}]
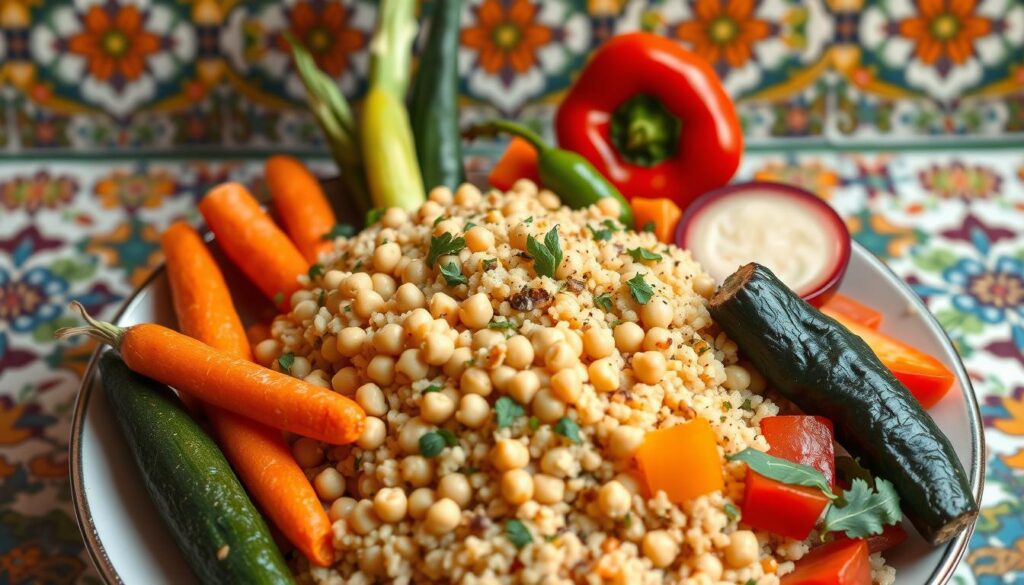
[{"left": 69, "top": 242, "right": 984, "bottom": 584}]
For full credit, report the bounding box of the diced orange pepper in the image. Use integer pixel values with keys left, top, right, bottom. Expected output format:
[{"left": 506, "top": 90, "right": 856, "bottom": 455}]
[
  {"left": 631, "top": 197, "right": 683, "bottom": 243},
  {"left": 636, "top": 417, "right": 723, "bottom": 503},
  {"left": 489, "top": 137, "right": 541, "bottom": 191},
  {"left": 821, "top": 293, "right": 883, "bottom": 329}
]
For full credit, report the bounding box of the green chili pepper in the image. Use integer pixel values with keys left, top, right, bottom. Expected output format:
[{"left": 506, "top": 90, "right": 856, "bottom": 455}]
[
  {"left": 465, "top": 120, "right": 634, "bottom": 227},
  {"left": 410, "top": 0, "right": 466, "bottom": 191}
]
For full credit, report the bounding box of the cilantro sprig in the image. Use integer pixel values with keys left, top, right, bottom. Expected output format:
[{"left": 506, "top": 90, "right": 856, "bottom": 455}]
[
  {"left": 628, "top": 247, "right": 662, "bottom": 263},
  {"left": 440, "top": 262, "right": 468, "bottom": 286},
  {"left": 526, "top": 226, "right": 563, "bottom": 279},
  {"left": 626, "top": 273, "right": 653, "bottom": 305},
  {"left": 495, "top": 396, "right": 525, "bottom": 429},
  {"left": 427, "top": 233, "right": 466, "bottom": 267}
]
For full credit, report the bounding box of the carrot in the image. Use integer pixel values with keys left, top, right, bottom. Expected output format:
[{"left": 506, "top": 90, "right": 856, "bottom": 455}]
[
  {"left": 489, "top": 136, "right": 541, "bottom": 191},
  {"left": 265, "top": 156, "right": 338, "bottom": 263},
  {"left": 246, "top": 322, "right": 272, "bottom": 347},
  {"left": 631, "top": 197, "right": 682, "bottom": 243},
  {"left": 57, "top": 303, "right": 366, "bottom": 445},
  {"left": 635, "top": 417, "right": 723, "bottom": 503},
  {"left": 160, "top": 222, "right": 333, "bottom": 567},
  {"left": 198, "top": 182, "right": 307, "bottom": 311}
]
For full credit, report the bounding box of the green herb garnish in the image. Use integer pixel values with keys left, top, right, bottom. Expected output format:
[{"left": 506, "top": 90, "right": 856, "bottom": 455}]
[
  {"left": 322, "top": 224, "right": 357, "bottom": 240},
  {"left": 366, "top": 208, "right": 384, "bottom": 225},
  {"left": 440, "top": 262, "right": 468, "bottom": 286},
  {"left": 433, "top": 215, "right": 447, "bottom": 226},
  {"left": 308, "top": 263, "right": 325, "bottom": 279},
  {"left": 419, "top": 430, "right": 456, "bottom": 458},
  {"left": 729, "top": 449, "right": 837, "bottom": 499},
  {"left": 594, "top": 292, "right": 613, "bottom": 312},
  {"left": 506, "top": 519, "right": 533, "bottom": 549},
  {"left": 277, "top": 352, "right": 295, "bottom": 374},
  {"left": 427, "top": 233, "right": 466, "bottom": 267},
  {"left": 724, "top": 502, "right": 740, "bottom": 521},
  {"left": 482, "top": 258, "right": 497, "bottom": 271},
  {"left": 824, "top": 478, "right": 901, "bottom": 539},
  {"left": 423, "top": 384, "right": 442, "bottom": 394},
  {"left": 626, "top": 273, "right": 653, "bottom": 305},
  {"left": 628, "top": 247, "right": 662, "bottom": 263},
  {"left": 523, "top": 216, "right": 533, "bottom": 224},
  {"left": 495, "top": 396, "right": 525, "bottom": 429},
  {"left": 528, "top": 416, "right": 540, "bottom": 431},
  {"left": 554, "top": 417, "right": 581, "bottom": 444},
  {"left": 588, "top": 224, "right": 613, "bottom": 241},
  {"left": 642, "top": 221, "right": 656, "bottom": 233},
  {"left": 488, "top": 320, "right": 517, "bottom": 331},
  {"left": 526, "top": 226, "right": 563, "bottom": 279}
]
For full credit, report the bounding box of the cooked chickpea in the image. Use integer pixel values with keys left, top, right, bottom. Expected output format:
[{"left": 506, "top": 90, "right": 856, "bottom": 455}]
[
  {"left": 313, "top": 467, "right": 345, "bottom": 501},
  {"left": 613, "top": 472, "right": 643, "bottom": 496},
  {"left": 596, "top": 197, "right": 621, "bottom": 218},
  {"left": 509, "top": 223, "right": 530, "bottom": 250},
  {"left": 291, "top": 299, "right": 318, "bottom": 321},
  {"left": 373, "top": 242, "right": 402, "bottom": 274},
  {"left": 430, "top": 292, "right": 460, "bottom": 325},
  {"left": 394, "top": 282, "right": 426, "bottom": 312},
  {"left": 400, "top": 455, "right": 434, "bottom": 487},
  {"left": 460, "top": 367, "right": 492, "bottom": 396},
  {"left": 366, "top": 355, "right": 396, "bottom": 386},
  {"left": 402, "top": 259, "right": 429, "bottom": 285},
  {"left": 583, "top": 328, "right": 614, "bottom": 359},
  {"left": 608, "top": 425, "right": 644, "bottom": 459},
  {"left": 492, "top": 439, "right": 530, "bottom": 471},
  {"left": 434, "top": 219, "right": 460, "bottom": 237},
  {"left": 642, "top": 530, "right": 679, "bottom": 568},
  {"left": 471, "top": 329, "right": 504, "bottom": 350},
  {"left": 354, "top": 289, "right": 385, "bottom": 319},
  {"left": 373, "top": 323, "right": 405, "bottom": 356},
  {"left": 420, "top": 332, "right": 454, "bottom": 366},
  {"left": 357, "top": 416, "right": 387, "bottom": 450},
  {"left": 633, "top": 351, "right": 667, "bottom": 385},
  {"left": 512, "top": 178, "right": 539, "bottom": 197},
  {"left": 288, "top": 356, "right": 311, "bottom": 379},
  {"left": 323, "top": 269, "right": 346, "bottom": 290},
  {"left": 339, "top": 273, "right": 371, "bottom": 298},
  {"left": 459, "top": 293, "right": 493, "bottom": 330},
  {"left": 407, "top": 487, "right": 435, "bottom": 520},
  {"left": 336, "top": 327, "right": 367, "bottom": 357},
  {"left": 456, "top": 394, "right": 490, "bottom": 428},
  {"left": 253, "top": 339, "right": 282, "bottom": 366},
  {"left": 643, "top": 327, "right": 673, "bottom": 353},
  {"left": 437, "top": 473, "right": 473, "bottom": 507},
  {"left": 588, "top": 358, "right": 619, "bottom": 393},
  {"left": 532, "top": 389, "right": 566, "bottom": 423},
  {"left": 540, "top": 447, "right": 574, "bottom": 478},
  {"left": 501, "top": 469, "right": 534, "bottom": 505},
  {"left": 614, "top": 321, "right": 645, "bottom": 354},
  {"left": 372, "top": 273, "right": 397, "bottom": 300},
  {"left": 331, "top": 367, "right": 360, "bottom": 395},
  {"left": 372, "top": 487, "right": 408, "bottom": 523},
  {"left": 443, "top": 347, "right": 474, "bottom": 379},
  {"left": 597, "top": 480, "right": 632, "bottom": 519},
  {"left": 544, "top": 341, "right": 578, "bottom": 373},
  {"left": 504, "top": 335, "right": 534, "bottom": 369},
  {"left": 355, "top": 383, "right": 387, "bottom": 417},
  {"left": 419, "top": 200, "right": 443, "bottom": 223},
  {"left": 396, "top": 348, "right": 429, "bottom": 381},
  {"left": 694, "top": 553, "right": 723, "bottom": 580},
  {"left": 404, "top": 308, "right": 433, "bottom": 343},
  {"left": 328, "top": 497, "right": 357, "bottom": 522},
  {"left": 304, "top": 369, "right": 330, "bottom": 388},
  {"left": 508, "top": 370, "right": 540, "bottom": 404},
  {"left": 532, "top": 474, "right": 565, "bottom": 504},
  {"left": 428, "top": 186, "right": 453, "bottom": 205},
  {"left": 382, "top": 206, "right": 408, "bottom": 228},
  {"left": 550, "top": 368, "right": 582, "bottom": 404},
  {"left": 641, "top": 298, "right": 673, "bottom": 329},
  {"left": 319, "top": 335, "right": 340, "bottom": 362},
  {"left": 531, "top": 327, "right": 564, "bottom": 360},
  {"left": 723, "top": 365, "right": 751, "bottom": 391},
  {"left": 291, "top": 289, "right": 315, "bottom": 307},
  {"left": 349, "top": 499, "right": 381, "bottom": 535},
  {"left": 465, "top": 226, "right": 495, "bottom": 252},
  {"left": 490, "top": 365, "right": 516, "bottom": 392},
  {"left": 424, "top": 498, "right": 461, "bottom": 534},
  {"left": 421, "top": 391, "right": 456, "bottom": 424},
  {"left": 538, "top": 189, "right": 560, "bottom": 210},
  {"left": 359, "top": 546, "right": 384, "bottom": 576},
  {"left": 725, "top": 530, "right": 759, "bottom": 568},
  {"left": 694, "top": 273, "right": 717, "bottom": 298},
  {"left": 398, "top": 417, "right": 433, "bottom": 454},
  {"left": 454, "top": 183, "right": 481, "bottom": 207}
]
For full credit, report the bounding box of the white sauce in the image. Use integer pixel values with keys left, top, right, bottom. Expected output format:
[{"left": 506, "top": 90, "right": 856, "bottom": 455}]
[{"left": 686, "top": 191, "right": 839, "bottom": 293}]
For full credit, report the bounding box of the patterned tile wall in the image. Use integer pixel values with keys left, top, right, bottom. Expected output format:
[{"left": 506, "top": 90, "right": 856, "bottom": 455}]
[{"left": 0, "top": 0, "right": 1021, "bottom": 153}]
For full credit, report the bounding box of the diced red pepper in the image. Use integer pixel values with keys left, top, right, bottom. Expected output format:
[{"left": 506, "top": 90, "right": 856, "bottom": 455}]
[
  {"left": 761, "top": 416, "right": 837, "bottom": 488},
  {"left": 821, "top": 293, "right": 883, "bottom": 329},
  {"left": 741, "top": 470, "right": 831, "bottom": 540},
  {"left": 834, "top": 523, "right": 908, "bottom": 553},
  {"left": 781, "top": 539, "right": 872, "bottom": 585}
]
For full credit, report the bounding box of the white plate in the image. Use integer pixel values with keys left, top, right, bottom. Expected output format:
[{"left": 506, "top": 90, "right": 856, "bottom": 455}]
[{"left": 69, "top": 242, "right": 984, "bottom": 585}]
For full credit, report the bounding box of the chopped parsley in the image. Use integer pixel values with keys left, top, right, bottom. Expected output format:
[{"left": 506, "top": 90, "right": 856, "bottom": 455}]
[
  {"left": 626, "top": 273, "right": 654, "bottom": 304},
  {"left": 427, "top": 233, "right": 466, "bottom": 267},
  {"left": 317, "top": 289, "right": 326, "bottom": 307},
  {"left": 554, "top": 417, "right": 581, "bottom": 444},
  {"left": 419, "top": 429, "right": 457, "bottom": 458},
  {"left": 433, "top": 215, "right": 447, "bottom": 226},
  {"left": 482, "top": 258, "right": 497, "bottom": 271},
  {"left": 495, "top": 396, "right": 525, "bottom": 429},
  {"left": 308, "top": 263, "right": 325, "bottom": 280},
  {"left": 523, "top": 216, "right": 533, "bottom": 224},
  {"left": 487, "top": 319, "right": 517, "bottom": 331},
  {"left": 464, "top": 222, "right": 477, "bottom": 230},
  {"left": 423, "top": 384, "right": 442, "bottom": 394},
  {"left": 321, "top": 224, "right": 356, "bottom": 240},
  {"left": 506, "top": 519, "right": 533, "bottom": 549},
  {"left": 440, "top": 262, "right": 468, "bottom": 286},
  {"left": 365, "top": 208, "right": 384, "bottom": 225},
  {"left": 627, "top": 247, "right": 662, "bottom": 263},
  {"left": 594, "top": 292, "right": 613, "bottom": 312},
  {"left": 588, "top": 224, "right": 613, "bottom": 241},
  {"left": 526, "top": 226, "right": 563, "bottom": 279},
  {"left": 528, "top": 416, "right": 540, "bottom": 431},
  {"left": 277, "top": 352, "right": 295, "bottom": 374},
  {"left": 724, "top": 502, "right": 740, "bottom": 521}
]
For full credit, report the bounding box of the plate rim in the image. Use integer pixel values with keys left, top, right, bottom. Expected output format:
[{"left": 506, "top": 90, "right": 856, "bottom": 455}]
[{"left": 68, "top": 242, "right": 986, "bottom": 585}]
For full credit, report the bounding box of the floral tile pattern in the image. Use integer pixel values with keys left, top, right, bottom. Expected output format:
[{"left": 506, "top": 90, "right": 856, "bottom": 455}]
[
  {"left": 1, "top": 150, "right": 1022, "bottom": 583},
  {"left": 0, "top": 0, "right": 1021, "bottom": 151}
]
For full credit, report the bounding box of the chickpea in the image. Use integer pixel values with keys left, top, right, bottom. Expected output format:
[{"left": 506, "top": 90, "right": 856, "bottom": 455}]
[
  {"left": 454, "top": 183, "right": 481, "bottom": 207},
  {"left": 373, "top": 242, "right": 402, "bottom": 274},
  {"left": 508, "top": 370, "right": 540, "bottom": 404},
  {"left": 373, "top": 487, "right": 408, "bottom": 523},
  {"left": 509, "top": 223, "right": 530, "bottom": 250},
  {"left": 418, "top": 200, "right": 443, "bottom": 224},
  {"left": 419, "top": 332, "right": 454, "bottom": 366},
  {"left": 366, "top": 355, "right": 396, "bottom": 386},
  {"left": 292, "top": 438, "right": 323, "bottom": 468},
  {"left": 331, "top": 367, "right": 360, "bottom": 395},
  {"left": 723, "top": 365, "right": 751, "bottom": 391},
  {"left": 398, "top": 417, "right": 433, "bottom": 454},
  {"left": 396, "top": 348, "right": 429, "bottom": 381},
  {"left": 336, "top": 327, "right": 367, "bottom": 357},
  {"left": 608, "top": 425, "right": 644, "bottom": 459},
  {"left": 323, "top": 269, "right": 346, "bottom": 290},
  {"left": 290, "top": 289, "right": 315, "bottom": 307},
  {"left": 641, "top": 298, "right": 673, "bottom": 329},
  {"left": 614, "top": 321, "right": 645, "bottom": 354},
  {"left": 407, "top": 487, "right": 435, "bottom": 520},
  {"left": 382, "top": 206, "right": 409, "bottom": 228},
  {"left": 459, "top": 293, "right": 493, "bottom": 330},
  {"left": 531, "top": 328, "right": 564, "bottom": 361},
  {"left": 394, "top": 282, "right": 426, "bottom": 312},
  {"left": 373, "top": 323, "right": 405, "bottom": 356},
  {"left": 328, "top": 496, "right": 357, "bottom": 522},
  {"left": 501, "top": 198, "right": 526, "bottom": 217},
  {"left": 643, "top": 327, "right": 673, "bottom": 352},
  {"left": 694, "top": 273, "right": 717, "bottom": 298},
  {"left": 532, "top": 474, "right": 565, "bottom": 505},
  {"left": 358, "top": 416, "right": 387, "bottom": 450},
  {"left": 443, "top": 347, "right": 474, "bottom": 379},
  {"left": 402, "top": 259, "right": 429, "bottom": 285},
  {"left": 501, "top": 469, "right": 534, "bottom": 505},
  {"left": 504, "top": 335, "right": 534, "bottom": 369},
  {"left": 550, "top": 368, "right": 582, "bottom": 404},
  {"left": 633, "top": 351, "right": 667, "bottom": 385},
  {"left": 372, "top": 273, "right": 397, "bottom": 301},
  {"left": 456, "top": 394, "right": 490, "bottom": 428},
  {"left": 465, "top": 226, "right": 495, "bottom": 252},
  {"left": 694, "top": 553, "right": 723, "bottom": 580},
  {"left": 305, "top": 369, "right": 330, "bottom": 389},
  {"left": 597, "top": 480, "right": 632, "bottom": 519},
  {"left": 430, "top": 292, "right": 460, "bottom": 325},
  {"left": 292, "top": 299, "right": 318, "bottom": 321},
  {"left": 428, "top": 186, "right": 453, "bottom": 205},
  {"left": 596, "top": 197, "right": 621, "bottom": 218},
  {"left": 424, "top": 498, "right": 462, "bottom": 535},
  {"left": 538, "top": 189, "right": 560, "bottom": 210},
  {"left": 288, "top": 356, "right": 311, "bottom": 379},
  {"left": 314, "top": 467, "right": 346, "bottom": 501},
  {"left": 400, "top": 455, "right": 434, "bottom": 487},
  {"left": 725, "top": 530, "right": 759, "bottom": 568},
  {"left": 253, "top": 339, "right": 282, "bottom": 366},
  {"left": 404, "top": 308, "right": 433, "bottom": 344},
  {"left": 354, "top": 289, "right": 385, "bottom": 319},
  {"left": 359, "top": 546, "right": 384, "bottom": 576},
  {"left": 354, "top": 383, "right": 386, "bottom": 417},
  {"left": 421, "top": 391, "right": 456, "bottom": 424},
  {"left": 437, "top": 473, "right": 473, "bottom": 507},
  {"left": 532, "top": 389, "right": 567, "bottom": 423},
  {"left": 544, "top": 341, "right": 578, "bottom": 373},
  {"left": 461, "top": 367, "right": 492, "bottom": 396},
  {"left": 512, "top": 178, "right": 539, "bottom": 197},
  {"left": 349, "top": 499, "right": 380, "bottom": 535},
  {"left": 340, "top": 273, "right": 372, "bottom": 298},
  {"left": 357, "top": 474, "right": 380, "bottom": 498},
  {"left": 588, "top": 358, "right": 619, "bottom": 393},
  {"left": 472, "top": 329, "right": 504, "bottom": 351},
  {"left": 540, "top": 448, "right": 575, "bottom": 479},
  {"left": 583, "top": 328, "right": 614, "bottom": 359},
  {"left": 490, "top": 365, "right": 516, "bottom": 392},
  {"left": 492, "top": 439, "right": 530, "bottom": 471},
  {"left": 642, "top": 530, "right": 679, "bottom": 568},
  {"left": 319, "top": 335, "right": 340, "bottom": 362},
  {"left": 613, "top": 472, "right": 643, "bottom": 496}
]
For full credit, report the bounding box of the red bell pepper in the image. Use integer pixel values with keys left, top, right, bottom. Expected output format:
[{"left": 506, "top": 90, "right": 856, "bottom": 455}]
[
  {"left": 781, "top": 539, "right": 872, "bottom": 585},
  {"left": 761, "top": 416, "right": 837, "bottom": 488},
  {"left": 829, "top": 313, "right": 955, "bottom": 409},
  {"left": 821, "top": 293, "right": 883, "bottom": 329},
  {"left": 741, "top": 470, "right": 831, "bottom": 541},
  {"left": 555, "top": 33, "right": 742, "bottom": 209},
  {"left": 834, "top": 523, "right": 908, "bottom": 553}
]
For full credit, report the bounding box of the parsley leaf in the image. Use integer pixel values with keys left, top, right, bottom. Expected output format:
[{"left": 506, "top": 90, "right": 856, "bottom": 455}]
[
  {"left": 308, "top": 263, "right": 325, "bottom": 279},
  {"left": 523, "top": 216, "right": 533, "bottom": 224},
  {"left": 436, "top": 428, "right": 459, "bottom": 447},
  {"left": 588, "top": 224, "right": 613, "bottom": 241},
  {"left": 440, "top": 262, "right": 468, "bottom": 286},
  {"left": 419, "top": 431, "right": 450, "bottom": 458},
  {"left": 277, "top": 352, "right": 295, "bottom": 374},
  {"left": 495, "top": 396, "right": 525, "bottom": 429},
  {"left": 365, "top": 208, "right": 384, "bottom": 225},
  {"left": 423, "top": 384, "right": 442, "bottom": 394},
  {"left": 729, "top": 448, "right": 837, "bottom": 499},
  {"left": 641, "top": 221, "right": 656, "bottom": 233},
  {"left": 528, "top": 416, "right": 540, "bottom": 431},
  {"left": 322, "top": 224, "right": 356, "bottom": 240},
  {"left": 724, "top": 502, "right": 740, "bottom": 521},
  {"left": 482, "top": 258, "right": 497, "bottom": 271},
  {"left": 628, "top": 247, "right": 662, "bottom": 263},
  {"left": 554, "top": 417, "right": 581, "bottom": 444},
  {"left": 506, "top": 519, "right": 533, "bottom": 549},
  {"left": 488, "top": 320, "right": 517, "bottom": 331},
  {"left": 526, "top": 226, "right": 563, "bottom": 279},
  {"left": 433, "top": 215, "right": 447, "bottom": 226},
  {"left": 823, "top": 478, "right": 901, "bottom": 538},
  {"left": 427, "top": 233, "right": 466, "bottom": 267},
  {"left": 626, "top": 273, "right": 654, "bottom": 305},
  {"left": 317, "top": 289, "right": 326, "bottom": 306},
  {"left": 594, "top": 292, "right": 613, "bottom": 312}
]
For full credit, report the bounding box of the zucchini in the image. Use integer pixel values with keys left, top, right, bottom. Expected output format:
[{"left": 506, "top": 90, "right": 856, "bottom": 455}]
[
  {"left": 98, "top": 352, "right": 294, "bottom": 584},
  {"left": 708, "top": 263, "right": 977, "bottom": 545}
]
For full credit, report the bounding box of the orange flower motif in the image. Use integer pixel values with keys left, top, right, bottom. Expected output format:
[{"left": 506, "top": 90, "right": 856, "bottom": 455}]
[
  {"left": 282, "top": 2, "right": 364, "bottom": 77},
  {"left": 461, "top": 0, "right": 553, "bottom": 74},
  {"left": 0, "top": 546, "right": 43, "bottom": 582},
  {"left": 898, "top": 0, "right": 992, "bottom": 65},
  {"left": 67, "top": 5, "right": 161, "bottom": 82},
  {"left": 95, "top": 169, "right": 175, "bottom": 211},
  {"left": 675, "top": 0, "right": 772, "bottom": 68}
]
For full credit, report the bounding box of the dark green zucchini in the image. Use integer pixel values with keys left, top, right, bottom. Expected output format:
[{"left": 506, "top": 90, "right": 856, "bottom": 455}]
[
  {"left": 98, "top": 352, "right": 294, "bottom": 584},
  {"left": 708, "top": 263, "right": 977, "bottom": 545}
]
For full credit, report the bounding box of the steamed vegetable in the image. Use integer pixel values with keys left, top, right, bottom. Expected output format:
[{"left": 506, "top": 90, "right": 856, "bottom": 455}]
[
  {"left": 198, "top": 183, "right": 308, "bottom": 311},
  {"left": 760, "top": 416, "right": 836, "bottom": 487},
  {"left": 820, "top": 293, "right": 883, "bottom": 329},
  {"left": 410, "top": 0, "right": 465, "bottom": 190},
  {"left": 57, "top": 303, "right": 366, "bottom": 445},
  {"left": 631, "top": 197, "right": 682, "bottom": 243},
  {"left": 709, "top": 263, "right": 977, "bottom": 545},
  {"left": 780, "top": 539, "right": 871, "bottom": 585},
  {"left": 489, "top": 137, "right": 541, "bottom": 191},
  {"left": 635, "top": 418, "right": 722, "bottom": 503},
  {"left": 465, "top": 120, "right": 634, "bottom": 227},
  {"left": 741, "top": 468, "right": 831, "bottom": 541},
  {"left": 98, "top": 352, "right": 294, "bottom": 585},
  {"left": 266, "top": 155, "right": 338, "bottom": 263}
]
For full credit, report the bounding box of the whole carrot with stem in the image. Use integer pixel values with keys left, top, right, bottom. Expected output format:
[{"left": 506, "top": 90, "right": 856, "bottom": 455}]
[
  {"left": 57, "top": 303, "right": 366, "bottom": 445},
  {"left": 160, "top": 222, "right": 334, "bottom": 566},
  {"left": 265, "top": 156, "right": 338, "bottom": 263},
  {"left": 199, "top": 183, "right": 307, "bottom": 311}
]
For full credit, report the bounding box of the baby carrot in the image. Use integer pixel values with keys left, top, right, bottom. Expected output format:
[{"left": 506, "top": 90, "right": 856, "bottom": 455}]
[
  {"left": 198, "top": 183, "right": 307, "bottom": 311},
  {"left": 265, "top": 156, "right": 338, "bottom": 263},
  {"left": 161, "top": 222, "right": 333, "bottom": 566},
  {"left": 57, "top": 304, "right": 366, "bottom": 445}
]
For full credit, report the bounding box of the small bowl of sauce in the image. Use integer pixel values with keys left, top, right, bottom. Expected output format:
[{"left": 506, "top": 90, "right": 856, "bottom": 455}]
[{"left": 676, "top": 181, "right": 851, "bottom": 305}]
